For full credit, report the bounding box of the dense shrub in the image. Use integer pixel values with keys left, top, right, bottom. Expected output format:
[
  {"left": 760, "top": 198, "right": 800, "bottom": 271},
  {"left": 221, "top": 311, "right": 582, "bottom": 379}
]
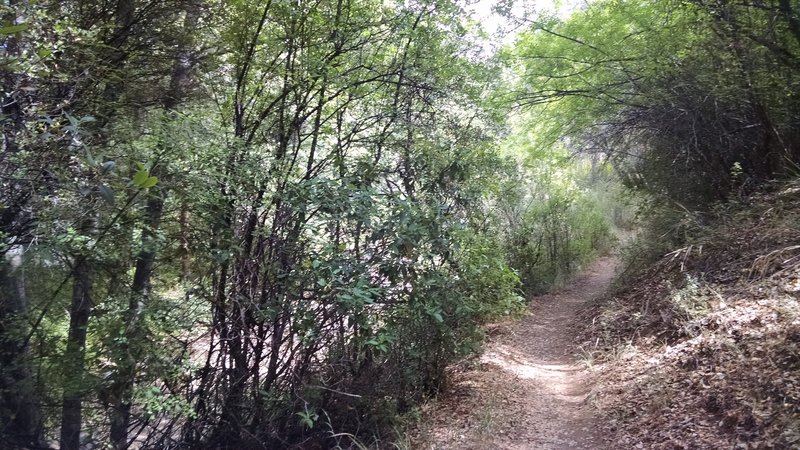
[{"left": 495, "top": 147, "right": 620, "bottom": 295}]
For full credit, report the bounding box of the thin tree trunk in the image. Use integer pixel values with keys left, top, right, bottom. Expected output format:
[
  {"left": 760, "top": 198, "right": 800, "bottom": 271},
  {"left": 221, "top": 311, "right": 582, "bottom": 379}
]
[
  {"left": 60, "top": 0, "right": 136, "bottom": 445},
  {"left": 109, "top": 192, "right": 164, "bottom": 449},
  {"left": 108, "top": 2, "right": 199, "bottom": 446},
  {"left": 0, "top": 0, "right": 43, "bottom": 444},
  {"left": 179, "top": 202, "right": 191, "bottom": 282},
  {"left": 60, "top": 250, "right": 93, "bottom": 450},
  {"left": 0, "top": 249, "right": 43, "bottom": 447}
]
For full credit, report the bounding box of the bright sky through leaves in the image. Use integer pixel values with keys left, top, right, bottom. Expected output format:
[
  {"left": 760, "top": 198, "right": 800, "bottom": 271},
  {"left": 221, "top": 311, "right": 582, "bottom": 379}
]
[{"left": 469, "top": 0, "right": 587, "bottom": 50}]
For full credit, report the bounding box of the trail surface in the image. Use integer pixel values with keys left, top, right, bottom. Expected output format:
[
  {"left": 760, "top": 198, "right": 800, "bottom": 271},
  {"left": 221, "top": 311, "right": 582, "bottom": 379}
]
[{"left": 415, "top": 257, "right": 617, "bottom": 449}]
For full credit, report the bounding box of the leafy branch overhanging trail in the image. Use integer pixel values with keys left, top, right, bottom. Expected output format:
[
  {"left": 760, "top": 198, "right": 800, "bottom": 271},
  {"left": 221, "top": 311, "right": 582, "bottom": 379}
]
[{"left": 417, "top": 256, "right": 618, "bottom": 449}]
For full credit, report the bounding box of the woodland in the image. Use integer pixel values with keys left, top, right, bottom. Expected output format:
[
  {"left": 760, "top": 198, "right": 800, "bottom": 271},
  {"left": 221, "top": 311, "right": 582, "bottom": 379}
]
[{"left": 1, "top": 0, "right": 799, "bottom": 449}]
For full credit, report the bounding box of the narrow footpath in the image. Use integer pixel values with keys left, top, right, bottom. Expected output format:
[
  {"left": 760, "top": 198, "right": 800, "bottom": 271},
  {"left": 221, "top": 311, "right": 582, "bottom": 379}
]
[{"left": 414, "top": 257, "right": 617, "bottom": 449}]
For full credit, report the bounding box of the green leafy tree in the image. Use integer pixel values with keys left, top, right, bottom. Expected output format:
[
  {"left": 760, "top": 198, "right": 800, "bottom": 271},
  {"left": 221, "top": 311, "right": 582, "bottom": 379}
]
[{"left": 508, "top": 0, "right": 800, "bottom": 209}]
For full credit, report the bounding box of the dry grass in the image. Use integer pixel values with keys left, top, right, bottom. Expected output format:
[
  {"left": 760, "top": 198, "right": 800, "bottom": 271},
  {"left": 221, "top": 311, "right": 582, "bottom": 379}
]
[{"left": 579, "top": 180, "right": 800, "bottom": 449}]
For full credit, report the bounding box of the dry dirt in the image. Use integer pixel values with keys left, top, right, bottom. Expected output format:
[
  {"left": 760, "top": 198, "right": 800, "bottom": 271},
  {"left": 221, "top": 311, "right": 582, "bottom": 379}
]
[{"left": 412, "top": 257, "right": 617, "bottom": 449}]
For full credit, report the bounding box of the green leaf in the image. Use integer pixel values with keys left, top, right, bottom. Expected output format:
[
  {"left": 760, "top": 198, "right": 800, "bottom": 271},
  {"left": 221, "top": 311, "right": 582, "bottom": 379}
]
[
  {"left": 132, "top": 170, "right": 149, "bottom": 186},
  {"left": 0, "top": 24, "right": 29, "bottom": 35},
  {"left": 65, "top": 112, "right": 79, "bottom": 128},
  {"left": 84, "top": 149, "right": 96, "bottom": 165},
  {"left": 296, "top": 410, "right": 318, "bottom": 429},
  {"left": 141, "top": 176, "right": 158, "bottom": 189},
  {"left": 429, "top": 310, "right": 444, "bottom": 323}
]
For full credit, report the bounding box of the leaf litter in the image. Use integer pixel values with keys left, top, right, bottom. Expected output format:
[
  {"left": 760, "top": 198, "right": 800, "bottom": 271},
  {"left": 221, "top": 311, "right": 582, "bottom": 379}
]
[{"left": 578, "top": 184, "right": 800, "bottom": 449}]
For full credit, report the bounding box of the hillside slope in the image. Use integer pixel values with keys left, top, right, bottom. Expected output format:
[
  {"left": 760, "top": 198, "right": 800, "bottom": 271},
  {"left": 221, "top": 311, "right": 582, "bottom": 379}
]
[{"left": 580, "top": 182, "right": 800, "bottom": 448}]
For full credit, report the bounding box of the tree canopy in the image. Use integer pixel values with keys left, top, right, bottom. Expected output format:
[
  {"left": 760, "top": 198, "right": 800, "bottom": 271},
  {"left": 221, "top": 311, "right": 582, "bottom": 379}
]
[{"left": 507, "top": 0, "right": 800, "bottom": 207}]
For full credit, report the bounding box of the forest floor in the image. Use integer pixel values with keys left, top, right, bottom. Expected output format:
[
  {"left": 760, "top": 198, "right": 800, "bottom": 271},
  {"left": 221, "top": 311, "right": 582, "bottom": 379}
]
[{"left": 410, "top": 256, "right": 617, "bottom": 449}]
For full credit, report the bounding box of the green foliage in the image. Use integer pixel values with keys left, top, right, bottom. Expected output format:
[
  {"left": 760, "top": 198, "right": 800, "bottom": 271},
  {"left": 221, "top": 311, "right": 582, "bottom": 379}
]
[
  {"left": 494, "top": 128, "right": 620, "bottom": 294},
  {"left": 131, "top": 168, "right": 158, "bottom": 189},
  {"left": 509, "top": 0, "right": 800, "bottom": 211},
  {"left": 502, "top": 0, "right": 701, "bottom": 149}
]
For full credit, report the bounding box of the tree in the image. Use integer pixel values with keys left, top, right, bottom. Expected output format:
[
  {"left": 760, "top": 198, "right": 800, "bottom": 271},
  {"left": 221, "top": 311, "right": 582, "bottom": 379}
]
[
  {"left": 507, "top": 0, "right": 800, "bottom": 209},
  {"left": 0, "top": 0, "right": 553, "bottom": 447}
]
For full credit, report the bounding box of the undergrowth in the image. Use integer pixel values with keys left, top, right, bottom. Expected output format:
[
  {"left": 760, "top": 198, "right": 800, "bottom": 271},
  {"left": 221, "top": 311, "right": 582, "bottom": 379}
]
[{"left": 580, "top": 179, "right": 800, "bottom": 449}]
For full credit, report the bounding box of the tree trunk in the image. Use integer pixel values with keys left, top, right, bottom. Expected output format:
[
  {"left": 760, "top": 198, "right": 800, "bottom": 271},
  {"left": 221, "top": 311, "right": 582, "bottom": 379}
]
[
  {"left": 0, "top": 248, "right": 43, "bottom": 448},
  {"left": 0, "top": 1, "right": 45, "bottom": 445},
  {"left": 109, "top": 192, "right": 164, "bottom": 449},
  {"left": 108, "top": 2, "right": 199, "bottom": 446},
  {"left": 60, "top": 253, "right": 93, "bottom": 450}
]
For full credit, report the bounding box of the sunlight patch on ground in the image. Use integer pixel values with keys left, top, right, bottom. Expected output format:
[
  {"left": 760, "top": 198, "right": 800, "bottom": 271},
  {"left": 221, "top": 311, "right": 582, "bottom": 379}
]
[{"left": 480, "top": 344, "right": 587, "bottom": 404}]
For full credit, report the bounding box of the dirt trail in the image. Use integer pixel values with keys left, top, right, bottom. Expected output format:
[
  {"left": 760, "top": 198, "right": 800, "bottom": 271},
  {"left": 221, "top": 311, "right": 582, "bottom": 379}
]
[{"left": 415, "top": 257, "right": 617, "bottom": 449}]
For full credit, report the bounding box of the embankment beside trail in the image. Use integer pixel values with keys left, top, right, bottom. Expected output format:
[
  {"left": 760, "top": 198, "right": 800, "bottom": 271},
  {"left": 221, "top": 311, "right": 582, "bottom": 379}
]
[{"left": 579, "top": 183, "right": 800, "bottom": 449}]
